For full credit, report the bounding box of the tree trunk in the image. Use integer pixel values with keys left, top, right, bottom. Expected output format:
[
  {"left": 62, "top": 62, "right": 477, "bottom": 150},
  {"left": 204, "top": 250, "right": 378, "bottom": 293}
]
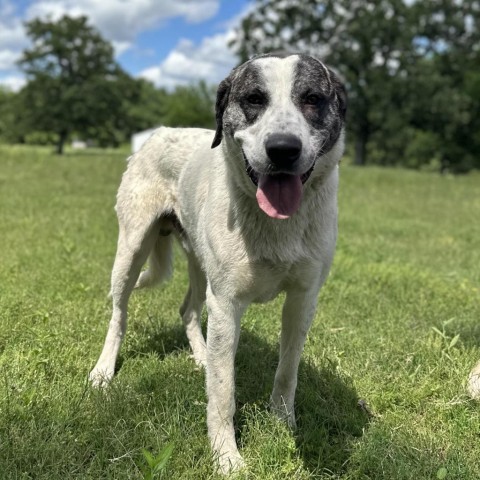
[
  {"left": 354, "top": 135, "right": 367, "bottom": 166},
  {"left": 440, "top": 155, "right": 450, "bottom": 174},
  {"left": 56, "top": 130, "right": 68, "bottom": 154}
]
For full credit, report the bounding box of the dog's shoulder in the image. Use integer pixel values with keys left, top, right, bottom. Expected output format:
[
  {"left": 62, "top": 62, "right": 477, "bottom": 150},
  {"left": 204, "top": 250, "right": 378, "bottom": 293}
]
[{"left": 133, "top": 127, "right": 214, "bottom": 164}]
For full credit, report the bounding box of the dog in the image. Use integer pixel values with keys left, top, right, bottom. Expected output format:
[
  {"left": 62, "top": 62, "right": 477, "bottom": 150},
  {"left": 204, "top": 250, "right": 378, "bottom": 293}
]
[{"left": 89, "top": 52, "right": 347, "bottom": 474}]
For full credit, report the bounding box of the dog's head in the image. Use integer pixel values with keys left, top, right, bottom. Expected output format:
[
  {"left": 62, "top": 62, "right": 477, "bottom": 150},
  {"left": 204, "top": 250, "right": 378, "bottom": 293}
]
[{"left": 212, "top": 52, "right": 347, "bottom": 219}]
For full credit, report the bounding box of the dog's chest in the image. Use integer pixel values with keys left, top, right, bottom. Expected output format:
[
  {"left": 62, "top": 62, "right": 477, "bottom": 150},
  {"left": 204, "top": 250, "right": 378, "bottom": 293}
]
[
  {"left": 199, "top": 208, "right": 334, "bottom": 303},
  {"left": 241, "top": 261, "right": 287, "bottom": 303},
  {"left": 229, "top": 257, "right": 316, "bottom": 303}
]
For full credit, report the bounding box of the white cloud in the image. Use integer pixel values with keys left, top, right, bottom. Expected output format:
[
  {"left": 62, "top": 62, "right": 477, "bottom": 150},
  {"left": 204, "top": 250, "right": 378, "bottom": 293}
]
[
  {"left": 111, "top": 41, "right": 132, "bottom": 57},
  {"left": 0, "top": 1, "right": 29, "bottom": 71},
  {"left": 139, "top": 30, "right": 237, "bottom": 89},
  {"left": 0, "top": 19, "right": 27, "bottom": 51},
  {"left": 0, "top": 75, "right": 26, "bottom": 92},
  {"left": 24, "top": 0, "right": 220, "bottom": 54},
  {"left": 0, "top": 0, "right": 242, "bottom": 90},
  {"left": 0, "top": 50, "right": 21, "bottom": 70}
]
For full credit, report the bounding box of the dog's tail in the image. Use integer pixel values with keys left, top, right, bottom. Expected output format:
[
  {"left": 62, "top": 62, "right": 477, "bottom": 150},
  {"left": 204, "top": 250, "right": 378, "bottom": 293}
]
[{"left": 134, "top": 234, "right": 174, "bottom": 290}]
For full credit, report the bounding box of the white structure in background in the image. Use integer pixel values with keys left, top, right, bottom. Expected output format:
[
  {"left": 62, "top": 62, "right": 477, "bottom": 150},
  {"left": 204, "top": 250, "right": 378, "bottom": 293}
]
[
  {"left": 131, "top": 127, "right": 159, "bottom": 153},
  {"left": 71, "top": 140, "right": 87, "bottom": 149}
]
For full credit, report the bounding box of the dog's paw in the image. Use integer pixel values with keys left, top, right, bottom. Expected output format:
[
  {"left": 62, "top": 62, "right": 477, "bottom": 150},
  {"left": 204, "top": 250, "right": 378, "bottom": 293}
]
[
  {"left": 190, "top": 353, "right": 207, "bottom": 370},
  {"left": 210, "top": 430, "right": 245, "bottom": 476},
  {"left": 191, "top": 345, "right": 207, "bottom": 369},
  {"left": 270, "top": 397, "right": 297, "bottom": 430},
  {"left": 89, "top": 366, "right": 114, "bottom": 388},
  {"left": 216, "top": 449, "right": 245, "bottom": 476}
]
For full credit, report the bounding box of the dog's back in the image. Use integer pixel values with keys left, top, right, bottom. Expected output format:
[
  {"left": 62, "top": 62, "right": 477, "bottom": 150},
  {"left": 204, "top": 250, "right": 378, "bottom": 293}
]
[
  {"left": 115, "top": 127, "right": 213, "bottom": 224},
  {"left": 124, "top": 126, "right": 213, "bottom": 190}
]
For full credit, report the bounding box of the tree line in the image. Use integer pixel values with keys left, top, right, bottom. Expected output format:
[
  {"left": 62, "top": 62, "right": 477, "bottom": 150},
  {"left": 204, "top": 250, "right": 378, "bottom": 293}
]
[
  {"left": 0, "top": 2, "right": 479, "bottom": 172},
  {"left": 0, "top": 15, "right": 216, "bottom": 154}
]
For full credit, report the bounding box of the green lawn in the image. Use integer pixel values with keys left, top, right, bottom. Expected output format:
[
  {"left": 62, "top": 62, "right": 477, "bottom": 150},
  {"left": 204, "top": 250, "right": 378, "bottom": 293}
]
[{"left": 0, "top": 145, "right": 479, "bottom": 479}]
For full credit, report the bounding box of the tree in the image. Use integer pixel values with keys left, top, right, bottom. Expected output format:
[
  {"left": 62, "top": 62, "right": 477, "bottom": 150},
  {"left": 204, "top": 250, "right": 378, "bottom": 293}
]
[
  {"left": 405, "top": 0, "right": 480, "bottom": 172},
  {"left": 125, "top": 79, "right": 169, "bottom": 134},
  {"left": 17, "top": 15, "right": 132, "bottom": 154},
  {"left": 0, "top": 88, "right": 20, "bottom": 143},
  {"left": 118, "top": 80, "right": 215, "bottom": 143},
  {"left": 161, "top": 81, "right": 215, "bottom": 129}
]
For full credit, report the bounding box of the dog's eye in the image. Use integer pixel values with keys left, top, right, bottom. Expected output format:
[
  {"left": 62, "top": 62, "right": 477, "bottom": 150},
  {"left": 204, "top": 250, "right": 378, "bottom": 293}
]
[
  {"left": 304, "top": 94, "right": 324, "bottom": 106},
  {"left": 246, "top": 93, "right": 265, "bottom": 105}
]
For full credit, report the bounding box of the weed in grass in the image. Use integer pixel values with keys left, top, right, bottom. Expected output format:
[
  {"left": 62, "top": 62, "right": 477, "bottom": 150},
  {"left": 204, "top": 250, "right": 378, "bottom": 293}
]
[{"left": 141, "top": 443, "right": 174, "bottom": 480}]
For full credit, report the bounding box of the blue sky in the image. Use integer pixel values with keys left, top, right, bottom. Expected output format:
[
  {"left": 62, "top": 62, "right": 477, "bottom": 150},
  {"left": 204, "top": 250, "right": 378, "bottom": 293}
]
[{"left": 0, "top": 0, "right": 251, "bottom": 91}]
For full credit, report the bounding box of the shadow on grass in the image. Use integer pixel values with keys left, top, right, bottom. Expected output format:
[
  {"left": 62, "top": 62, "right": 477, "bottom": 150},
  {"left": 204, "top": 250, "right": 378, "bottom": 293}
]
[
  {"left": 116, "top": 318, "right": 190, "bottom": 373},
  {"left": 119, "top": 320, "right": 370, "bottom": 475},
  {"left": 235, "top": 330, "right": 370, "bottom": 474}
]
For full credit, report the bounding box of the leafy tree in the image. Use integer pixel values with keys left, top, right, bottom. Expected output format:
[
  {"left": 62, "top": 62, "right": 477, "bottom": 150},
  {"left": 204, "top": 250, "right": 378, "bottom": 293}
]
[
  {"left": 0, "top": 88, "right": 20, "bottom": 143},
  {"left": 17, "top": 15, "right": 132, "bottom": 153},
  {"left": 126, "top": 79, "right": 169, "bottom": 133},
  {"left": 161, "top": 81, "right": 215, "bottom": 129},
  {"left": 119, "top": 80, "right": 215, "bottom": 143},
  {"left": 399, "top": 57, "right": 480, "bottom": 172},
  {"left": 406, "top": 0, "right": 480, "bottom": 172}
]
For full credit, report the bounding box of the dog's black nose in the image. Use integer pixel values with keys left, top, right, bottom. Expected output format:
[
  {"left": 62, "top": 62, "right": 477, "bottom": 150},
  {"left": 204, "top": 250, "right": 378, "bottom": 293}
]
[{"left": 265, "top": 133, "right": 302, "bottom": 169}]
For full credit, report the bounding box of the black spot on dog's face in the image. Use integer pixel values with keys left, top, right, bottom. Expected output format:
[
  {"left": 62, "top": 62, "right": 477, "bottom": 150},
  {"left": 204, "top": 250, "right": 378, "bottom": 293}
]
[
  {"left": 212, "top": 60, "right": 271, "bottom": 148},
  {"left": 236, "top": 64, "right": 270, "bottom": 126},
  {"left": 291, "top": 56, "right": 334, "bottom": 129},
  {"left": 292, "top": 55, "right": 347, "bottom": 155},
  {"left": 222, "top": 63, "right": 270, "bottom": 136}
]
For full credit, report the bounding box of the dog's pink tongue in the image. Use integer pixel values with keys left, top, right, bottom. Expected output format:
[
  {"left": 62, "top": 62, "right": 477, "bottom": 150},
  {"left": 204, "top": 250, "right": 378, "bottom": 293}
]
[{"left": 256, "top": 174, "right": 303, "bottom": 219}]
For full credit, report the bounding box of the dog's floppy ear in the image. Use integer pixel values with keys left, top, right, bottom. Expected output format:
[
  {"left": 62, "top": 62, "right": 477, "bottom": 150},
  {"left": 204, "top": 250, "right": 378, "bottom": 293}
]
[{"left": 211, "top": 75, "right": 232, "bottom": 149}]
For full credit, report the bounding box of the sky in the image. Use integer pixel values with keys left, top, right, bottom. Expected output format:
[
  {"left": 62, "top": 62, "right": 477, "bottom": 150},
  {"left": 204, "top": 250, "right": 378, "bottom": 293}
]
[{"left": 0, "top": 0, "right": 251, "bottom": 92}]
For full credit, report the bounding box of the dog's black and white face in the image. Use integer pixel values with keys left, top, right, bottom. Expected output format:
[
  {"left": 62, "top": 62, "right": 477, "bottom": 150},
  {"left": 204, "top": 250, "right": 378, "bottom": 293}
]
[{"left": 212, "top": 53, "right": 347, "bottom": 219}]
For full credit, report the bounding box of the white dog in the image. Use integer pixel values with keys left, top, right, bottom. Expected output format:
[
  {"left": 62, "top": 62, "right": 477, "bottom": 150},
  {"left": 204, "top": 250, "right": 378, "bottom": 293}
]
[{"left": 90, "top": 52, "right": 347, "bottom": 473}]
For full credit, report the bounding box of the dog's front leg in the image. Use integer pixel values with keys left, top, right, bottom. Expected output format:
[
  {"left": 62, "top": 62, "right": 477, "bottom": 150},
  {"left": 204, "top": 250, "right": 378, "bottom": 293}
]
[
  {"left": 205, "top": 284, "right": 246, "bottom": 474},
  {"left": 270, "top": 287, "right": 319, "bottom": 429}
]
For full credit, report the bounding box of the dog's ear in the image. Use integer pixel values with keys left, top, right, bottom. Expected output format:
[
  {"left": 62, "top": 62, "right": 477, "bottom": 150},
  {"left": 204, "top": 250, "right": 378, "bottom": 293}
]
[
  {"left": 328, "top": 68, "right": 347, "bottom": 120},
  {"left": 211, "top": 76, "right": 232, "bottom": 149}
]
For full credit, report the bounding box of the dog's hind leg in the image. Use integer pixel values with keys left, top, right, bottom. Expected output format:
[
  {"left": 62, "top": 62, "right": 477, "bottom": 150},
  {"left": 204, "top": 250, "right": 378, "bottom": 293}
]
[
  {"left": 180, "top": 256, "right": 207, "bottom": 367},
  {"left": 89, "top": 220, "right": 159, "bottom": 387}
]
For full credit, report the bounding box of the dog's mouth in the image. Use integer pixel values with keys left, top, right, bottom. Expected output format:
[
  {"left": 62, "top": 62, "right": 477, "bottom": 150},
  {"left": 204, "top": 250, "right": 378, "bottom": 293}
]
[
  {"left": 243, "top": 151, "right": 315, "bottom": 220},
  {"left": 244, "top": 158, "right": 314, "bottom": 186}
]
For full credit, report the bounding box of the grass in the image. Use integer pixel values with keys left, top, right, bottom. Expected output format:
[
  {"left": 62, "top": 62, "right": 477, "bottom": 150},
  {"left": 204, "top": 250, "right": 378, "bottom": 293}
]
[{"left": 0, "top": 144, "right": 479, "bottom": 479}]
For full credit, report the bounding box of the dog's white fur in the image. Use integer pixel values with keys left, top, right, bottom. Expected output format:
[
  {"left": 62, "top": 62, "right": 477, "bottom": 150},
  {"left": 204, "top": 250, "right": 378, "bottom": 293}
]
[
  {"left": 90, "top": 55, "right": 345, "bottom": 473},
  {"left": 468, "top": 364, "right": 480, "bottom": 398}
]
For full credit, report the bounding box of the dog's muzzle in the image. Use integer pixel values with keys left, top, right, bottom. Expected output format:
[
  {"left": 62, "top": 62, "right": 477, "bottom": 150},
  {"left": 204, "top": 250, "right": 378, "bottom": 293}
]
[
  {"left": 242, "top": 135, "right": 316, "bottom": 220},
  {"left": 265, "top": 133, "right": 302, "bottom": 170},
  {"left": 242, "top": 132, "right": 314, "bottom": 187}
]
